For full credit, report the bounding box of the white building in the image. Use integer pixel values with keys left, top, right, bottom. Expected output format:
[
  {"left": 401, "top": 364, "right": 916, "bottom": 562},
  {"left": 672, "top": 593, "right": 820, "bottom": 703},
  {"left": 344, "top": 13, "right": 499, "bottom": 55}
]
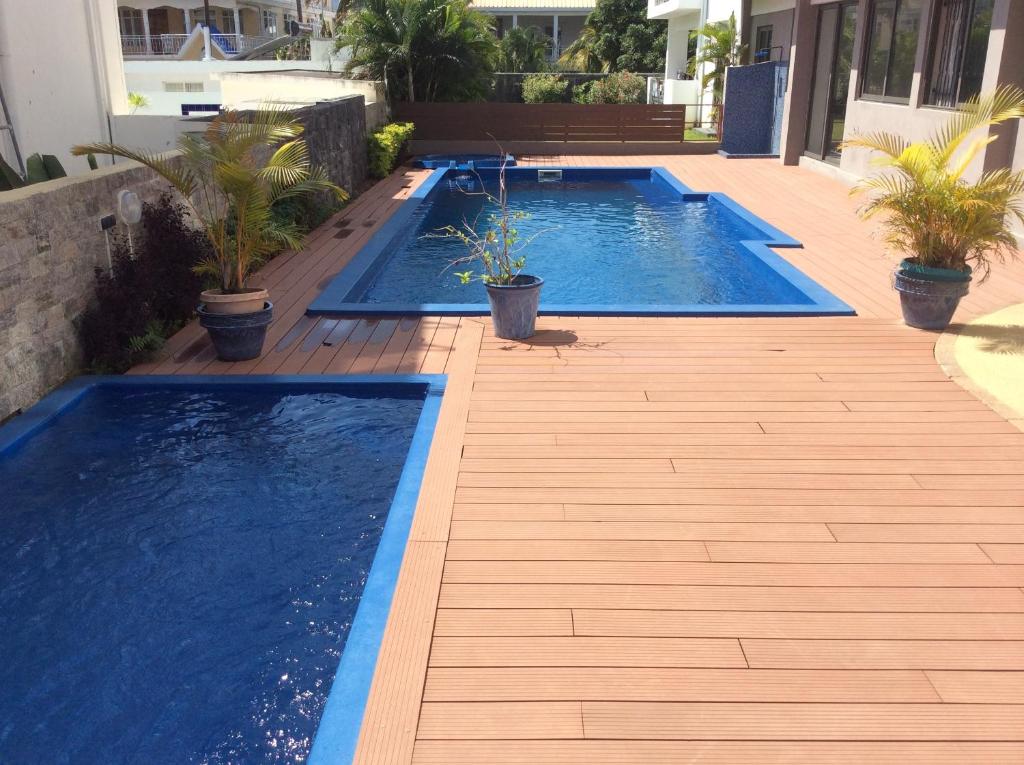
[
  {"left": 471, "top": 0, "right": 595, "bottom": 62},
  {"left": 0, "top": 0, "right": 127, "bottom": 177}
]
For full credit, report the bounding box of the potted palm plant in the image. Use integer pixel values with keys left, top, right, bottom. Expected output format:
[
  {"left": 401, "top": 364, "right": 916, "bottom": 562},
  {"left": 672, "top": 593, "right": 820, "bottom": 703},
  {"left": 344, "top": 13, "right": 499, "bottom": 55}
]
[
  {"left": 73, "top": 109, "right": 345, "bottom": 360},
  {"left": 844, "top": 86, "right": 1024, "bottom": 330},
  {"left": 438, "top": 160, "right": 545, "bottom": 340}
]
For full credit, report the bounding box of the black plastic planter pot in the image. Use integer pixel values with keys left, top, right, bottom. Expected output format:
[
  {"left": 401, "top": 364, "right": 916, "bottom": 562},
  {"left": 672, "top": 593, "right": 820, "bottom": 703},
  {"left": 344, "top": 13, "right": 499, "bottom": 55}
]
[
  {"left": 197, "top": 301, "right": 273, "bottom": 361},
  {"left": 893, "top": 261, "right": 970, "bottom": 330},
  {"left": 485, "top": 275, "right": 543, "bottom": 340}
]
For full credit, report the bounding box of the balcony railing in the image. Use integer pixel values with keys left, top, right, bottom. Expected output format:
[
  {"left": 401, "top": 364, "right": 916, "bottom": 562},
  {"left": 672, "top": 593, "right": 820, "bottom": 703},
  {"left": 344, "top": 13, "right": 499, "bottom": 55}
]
[{"left": 120, "top": 33, "right": 275, "bottom": 57}]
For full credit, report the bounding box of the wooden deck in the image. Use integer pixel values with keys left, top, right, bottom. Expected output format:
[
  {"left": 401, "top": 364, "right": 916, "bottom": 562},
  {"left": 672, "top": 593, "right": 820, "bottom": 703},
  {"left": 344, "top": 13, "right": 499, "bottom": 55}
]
[{"left": 136, "top": 155, "right": 1024, "bottom": 763}]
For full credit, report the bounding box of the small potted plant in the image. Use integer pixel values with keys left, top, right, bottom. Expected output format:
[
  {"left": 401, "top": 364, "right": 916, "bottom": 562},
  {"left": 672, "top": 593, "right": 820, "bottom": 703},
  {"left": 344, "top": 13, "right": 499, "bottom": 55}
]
[
  {"left": 73, "top": 109, "right": 345, "bottom": 360},
  {"left": 438, "top": 159, "right": 545, "bottom": 340},
  {"left": 844, "top": 86, "right": 1024, "bottom": 330}
]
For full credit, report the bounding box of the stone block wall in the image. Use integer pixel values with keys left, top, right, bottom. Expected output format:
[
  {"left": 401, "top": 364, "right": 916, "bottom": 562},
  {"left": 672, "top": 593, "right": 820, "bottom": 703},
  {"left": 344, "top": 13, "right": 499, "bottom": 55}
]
[
  {"left": 0, "top": 163, "right": 169, "bottom": 421},
  {"left": 0, "top": 96, "right": 370, "bottom": 421},
  {"left": 293, "top": 95, "right": 369, "bottom": 195}
]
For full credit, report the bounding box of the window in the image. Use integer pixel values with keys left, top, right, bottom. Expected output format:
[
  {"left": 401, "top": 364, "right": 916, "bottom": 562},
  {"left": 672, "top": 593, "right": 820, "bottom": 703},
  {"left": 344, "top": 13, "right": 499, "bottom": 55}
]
[
  {"left": 220, "top": 10, "right": 236, "bottom": 34},
  {"left": 118, "top": 7, "right": 145, "bottom": 37},
  {"left": 861, "top": 0, "right": 924, "bottom": 102},
  {"left": 262, "top": 9, "right": 278, "bottom": 35},
  {"left": 163, "top": 82, "right": 204, "bottom": 92},
  {"left": 755, "top": 25, "right": 773, "bottom": 62},
  {"left": 924, "top": 0, "right": 992, "bottom": 107}
]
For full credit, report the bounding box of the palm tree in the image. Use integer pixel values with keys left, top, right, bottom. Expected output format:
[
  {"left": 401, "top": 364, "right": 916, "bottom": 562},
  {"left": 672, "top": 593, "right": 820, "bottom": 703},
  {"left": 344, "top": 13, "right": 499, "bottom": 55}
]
[
  {"left": 72, "top": 109, "right": 345, "bottom": 293},
  {"left": 844, "top": 85, "right": 1024, "bottom": 280},
  {"left": 338, "top": 0, "right": 496, "bottom": 103},
  {"left": 497, "top": 26, "right": 551, "bottom": 73},
  {"left": 688, "top": 12, "right": 746, "bottom": 134},
  {"left": 557, "top": 24, "right": 605, "bottom": 72}
]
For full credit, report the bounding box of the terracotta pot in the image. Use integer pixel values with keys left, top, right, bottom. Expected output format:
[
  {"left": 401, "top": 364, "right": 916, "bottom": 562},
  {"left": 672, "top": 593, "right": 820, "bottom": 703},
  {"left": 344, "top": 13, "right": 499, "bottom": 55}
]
[{"left": 199, "top": 288, "right": 269, "bottom": 315}]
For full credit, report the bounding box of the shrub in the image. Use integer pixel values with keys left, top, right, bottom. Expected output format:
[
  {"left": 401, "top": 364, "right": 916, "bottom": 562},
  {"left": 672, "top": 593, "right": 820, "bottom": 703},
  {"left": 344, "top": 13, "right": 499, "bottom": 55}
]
[
  {"left": 79, "top": 195, "right": 209, "bottom": 373},
  {"left": 368, "top": 122, "right": 415, "bottom": 179},
  {"left": 522, "top": 74, "right": 568, "bottom": 103},
  {"left": 574, "top": 71, "right": 646, "bottom": 104}
]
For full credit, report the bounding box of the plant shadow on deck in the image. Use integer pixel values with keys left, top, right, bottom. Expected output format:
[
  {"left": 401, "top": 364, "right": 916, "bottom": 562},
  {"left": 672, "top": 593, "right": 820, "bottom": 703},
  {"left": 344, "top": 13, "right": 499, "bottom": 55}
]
[{"left": 948, "top": 322, "right": 1024, "bottom": 355}]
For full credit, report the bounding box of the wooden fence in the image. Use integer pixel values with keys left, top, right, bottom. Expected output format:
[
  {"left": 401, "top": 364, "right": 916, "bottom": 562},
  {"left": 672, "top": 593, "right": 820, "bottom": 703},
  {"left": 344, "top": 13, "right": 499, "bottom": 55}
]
[{"left": 393, "top": 103, "right": 688, "bottom": 143}]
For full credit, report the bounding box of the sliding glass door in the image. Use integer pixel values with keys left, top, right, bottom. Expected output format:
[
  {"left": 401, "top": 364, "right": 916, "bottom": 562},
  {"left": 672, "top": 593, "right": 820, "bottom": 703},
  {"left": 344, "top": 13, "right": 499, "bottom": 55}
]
[{"left": 805, "top": 2, "right": 858, "bottom": 162}]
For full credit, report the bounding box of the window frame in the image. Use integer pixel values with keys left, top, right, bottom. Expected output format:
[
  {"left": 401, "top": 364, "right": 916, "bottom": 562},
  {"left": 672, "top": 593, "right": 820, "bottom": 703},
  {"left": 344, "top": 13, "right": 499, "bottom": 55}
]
[
  {"left": 858, "top": 0, "right": 923, "bottom": 105},
  {"left": 755, "top": 25, "right": 774, "bottom": 62},
  {"left": 921, "top": 0, "right": 993, "bottom": 109}
]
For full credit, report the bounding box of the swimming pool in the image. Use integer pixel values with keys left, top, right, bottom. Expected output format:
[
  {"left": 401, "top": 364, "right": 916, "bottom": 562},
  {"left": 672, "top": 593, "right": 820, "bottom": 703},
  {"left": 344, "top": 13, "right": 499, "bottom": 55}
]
[
  {"left": 308, "top": 167, "right": 853, "bottom": 317},
  {"left": 0, "top": 375, "right": 443, "bottom": 765}
]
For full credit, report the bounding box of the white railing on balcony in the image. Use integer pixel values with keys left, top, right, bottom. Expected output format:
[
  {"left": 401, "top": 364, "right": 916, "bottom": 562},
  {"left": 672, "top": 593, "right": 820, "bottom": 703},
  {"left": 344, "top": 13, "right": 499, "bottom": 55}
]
[{"left": 121, "top": 33, "right": 275, "bottom": 57}]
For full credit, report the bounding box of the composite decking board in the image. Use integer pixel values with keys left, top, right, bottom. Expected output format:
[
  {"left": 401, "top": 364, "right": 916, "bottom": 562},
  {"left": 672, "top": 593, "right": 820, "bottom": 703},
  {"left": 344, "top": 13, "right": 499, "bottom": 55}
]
[
  {"left": 411, "top": 740, "right": 1024, "bottom": 764},
  {"left": 440, "top": 561, "right": 1024, "bottom": 587},
  {"left": 569, "top": 610, "right": 1024, "bottom": 640},
  {"left": 740, "top": 638, "right": 1024, "bottom": 669},
  {"left": 925, "top": 671, "right": 1024, "bottom": 703},
  {"left": 421, "top": 667, "right": 942, "bottom": 702},
  {"left": 436, "top": 583, "right": 1024, "bottom": 611},
  {"left": 129, "top": 156, "right": 1024, "bottom": 761}
]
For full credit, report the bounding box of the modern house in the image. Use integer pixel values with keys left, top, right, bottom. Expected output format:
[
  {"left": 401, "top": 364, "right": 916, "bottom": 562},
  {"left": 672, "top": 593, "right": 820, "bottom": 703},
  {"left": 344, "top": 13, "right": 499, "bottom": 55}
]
[
  {"left": 734, "top": 0, "right": 1023, "bottom": 188},
  {"left": 470, "top": 0, "right": 595, "bottom": 61}
]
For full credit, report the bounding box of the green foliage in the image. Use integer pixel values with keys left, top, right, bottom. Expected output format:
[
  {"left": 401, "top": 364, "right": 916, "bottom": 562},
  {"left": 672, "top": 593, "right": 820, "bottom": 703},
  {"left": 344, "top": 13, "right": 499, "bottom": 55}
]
[
  {"left": 0, "top": 155, "right": 23, "bottom": 190},
  {"left": 688, "top": 12, "right": 746, "bottom": 132},
  {"left": 845, "top": 86, "right": 1024, "bottom": 280},
  {"left": 73, "top": 108, "right": 346, "bottom": 293},
  {"left": 338, "top": 0, "right": 497, "bottom": 103},
  {"left": 583, "top": 0, "right": 666, "bottom": 73},
  {"left": 558, "top": 25, "right": 604, "bottom": 73},
  {"left": 127, "top": 91, "right": 149, "bottom": 114},
  {"left": 522, "top": 73, "right": 568, "bottom": 103},
  {"left": 435, "top": 158, "right": 544, "bottom": 285},
  {"left": 497, "top": 26, "right": 551, "bottom": 73},
  {"left": 368, "top": 122, "right": 416, "bottom": 178},
  {"left": 572, "top": 72, "right": 645, "bottom": 104}
]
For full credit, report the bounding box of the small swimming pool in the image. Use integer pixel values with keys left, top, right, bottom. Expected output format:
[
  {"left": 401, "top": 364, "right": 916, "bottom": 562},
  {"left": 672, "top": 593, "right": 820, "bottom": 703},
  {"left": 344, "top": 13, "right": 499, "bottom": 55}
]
[
  {"left": 0, "top": 375, "right": 443, "bottom": 765},
  {"left": 308, "top": 167, "right": 852, "bottom": 317}
]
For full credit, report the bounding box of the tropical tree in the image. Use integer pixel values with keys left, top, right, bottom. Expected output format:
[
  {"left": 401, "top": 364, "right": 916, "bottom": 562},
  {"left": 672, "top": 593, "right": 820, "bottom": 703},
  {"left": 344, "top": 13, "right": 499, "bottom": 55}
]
[
  {"left": 338, "top": 0, "right": 497, "bottom": 103},
  {"left": 497, "top": 26, "right": 551, "bottom": 73},
  {"left": 585, "top": 0, "right": 666, "bottom": 72},
  {"left": 688, "top": 12, "right": 746, "bottom": 134},
  {"left": 557, "top": 24, "right": 604, "bottom": 72},
  {"left": 71, "top": 109, "right": 345, "bottom": 293},
  {"left": 843, "top": 86, "right": 1024, "bottom": 280}
]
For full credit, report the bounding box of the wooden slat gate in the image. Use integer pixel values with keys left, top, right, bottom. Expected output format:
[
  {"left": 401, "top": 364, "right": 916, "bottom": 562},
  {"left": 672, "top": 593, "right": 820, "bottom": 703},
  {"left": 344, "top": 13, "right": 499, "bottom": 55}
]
[{"left": 394, "top": 103, "right": 687, "bottom": 143}]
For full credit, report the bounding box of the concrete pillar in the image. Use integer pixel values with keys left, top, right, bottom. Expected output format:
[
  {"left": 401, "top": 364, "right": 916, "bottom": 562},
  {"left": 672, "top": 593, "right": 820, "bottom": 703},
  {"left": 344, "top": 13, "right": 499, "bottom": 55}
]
[
  {"left": 233, "top": 8, "right": 241, "bottom": 36},
  {"left": 552, "top": 14, "right": 559, "bottom": 57},
  {"left": 184, "top": 9, "right": 192, "bottom": 34},
  {"left": 203, "top": 25, "right": 212, "bottom": 60},
  {"left": 778, "top": 0, "right": 814, "bottom": 165},
  {"left": 982, "top": 0, "right": 1024, "bottom": 172},
  {"left": 512, "top": 14, "right": 518, "bottom": 28},
  {"left": 142, "top": 8, "right": 152, "bottom": 54}
]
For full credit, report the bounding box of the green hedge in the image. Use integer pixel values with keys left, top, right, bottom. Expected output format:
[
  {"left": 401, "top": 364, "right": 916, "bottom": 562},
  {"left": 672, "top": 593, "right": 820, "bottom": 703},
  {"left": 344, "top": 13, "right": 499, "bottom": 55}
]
[
  {"left": 522, "top": 74, "right": 568, "bottom": 103},
  {"left": 368, "top": 122, "right": 415, "bottom": 179}
]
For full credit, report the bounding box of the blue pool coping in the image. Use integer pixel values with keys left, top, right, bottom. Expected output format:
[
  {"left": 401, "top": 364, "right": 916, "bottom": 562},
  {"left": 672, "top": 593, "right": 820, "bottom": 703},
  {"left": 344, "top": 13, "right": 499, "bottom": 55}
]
[
  {"left": 306, "top": 166, "right": 855, "bottom": 318},
  {"left": 0, "top": 374, "right": 447, "bottom": 765}
]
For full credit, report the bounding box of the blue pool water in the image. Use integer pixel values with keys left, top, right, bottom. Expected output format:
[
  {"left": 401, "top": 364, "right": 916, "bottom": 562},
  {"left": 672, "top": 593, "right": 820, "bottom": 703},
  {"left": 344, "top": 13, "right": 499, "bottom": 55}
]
[
  {"left": 308, "top": 168, "right": 852, "bottom": 316},
  {"left": 0, "top": 384, "right": 425, "bottom": 764}
]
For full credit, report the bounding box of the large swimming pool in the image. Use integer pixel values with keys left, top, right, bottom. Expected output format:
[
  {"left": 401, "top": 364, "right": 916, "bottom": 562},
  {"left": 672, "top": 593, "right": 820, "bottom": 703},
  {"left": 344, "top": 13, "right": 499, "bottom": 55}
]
[
  {"left": 0, "top": 376, "right": 443, "bottom": 765},
  {"left": 309, "top": 167, "right": 852, "bottom": 316}
]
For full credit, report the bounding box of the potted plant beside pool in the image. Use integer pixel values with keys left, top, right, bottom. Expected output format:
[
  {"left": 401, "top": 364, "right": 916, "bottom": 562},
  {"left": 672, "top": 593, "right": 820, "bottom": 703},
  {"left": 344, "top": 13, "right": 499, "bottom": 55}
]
[
  {"left": 439, "top": 161, "right": 545, "bottom": 340},
  {"left": 844, "top": 86, "right": 1024, "bottom": 330},
  {"left": 73, "top": 109, "right": 344, "bottom": 360}
]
